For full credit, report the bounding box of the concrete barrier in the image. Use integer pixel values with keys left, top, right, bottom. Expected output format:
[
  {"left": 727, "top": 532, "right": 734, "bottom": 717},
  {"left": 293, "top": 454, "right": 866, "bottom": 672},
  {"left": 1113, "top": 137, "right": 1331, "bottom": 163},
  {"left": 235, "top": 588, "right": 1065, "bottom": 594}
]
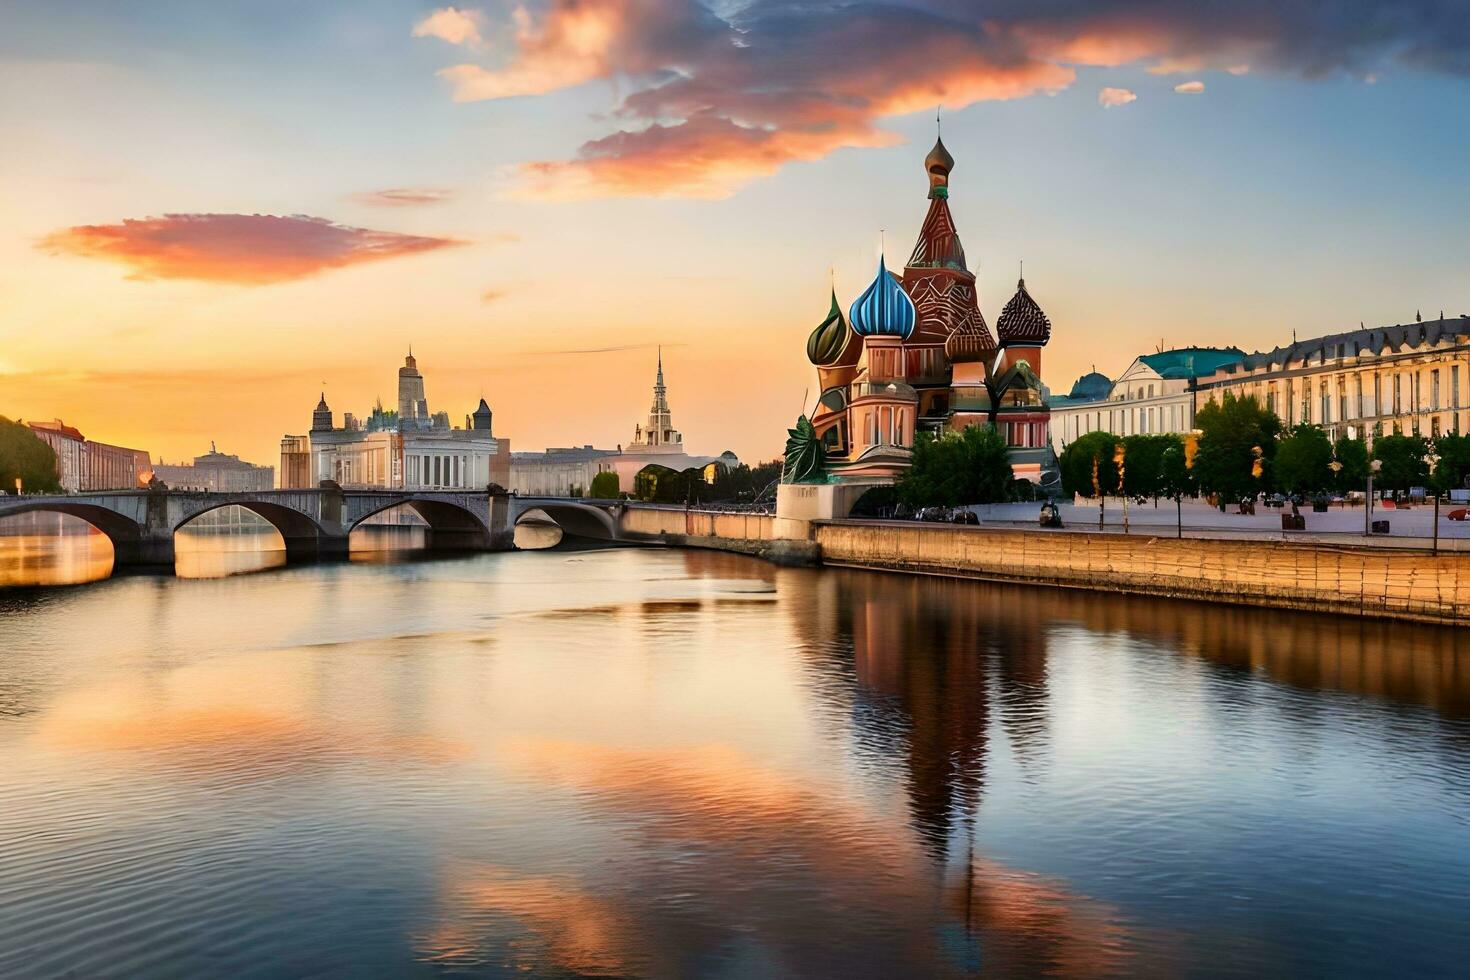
[
  {"left": 617, "top": 505, "right": 819, "bottom": 565},
  {"left": 814, "top": 521, "right": 1470, "bottom": 625}
]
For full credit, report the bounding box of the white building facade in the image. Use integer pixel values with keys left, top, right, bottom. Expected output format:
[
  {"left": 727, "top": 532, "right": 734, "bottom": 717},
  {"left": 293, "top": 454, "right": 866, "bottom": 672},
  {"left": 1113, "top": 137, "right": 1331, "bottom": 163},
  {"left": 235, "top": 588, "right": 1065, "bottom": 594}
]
[
  {"left": 1194, "top": 317, "right": 1470, "bottom": 443},
  {"left": 1049, "top": 348, "right": 1244, "bottom": 453}
]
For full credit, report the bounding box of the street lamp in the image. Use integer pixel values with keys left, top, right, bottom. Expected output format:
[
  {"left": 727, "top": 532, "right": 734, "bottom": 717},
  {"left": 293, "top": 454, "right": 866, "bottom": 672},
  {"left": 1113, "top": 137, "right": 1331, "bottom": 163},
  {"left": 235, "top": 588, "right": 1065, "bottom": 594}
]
[{"left": 1364, "top": 458, "right": 1382, "bottom": 536}]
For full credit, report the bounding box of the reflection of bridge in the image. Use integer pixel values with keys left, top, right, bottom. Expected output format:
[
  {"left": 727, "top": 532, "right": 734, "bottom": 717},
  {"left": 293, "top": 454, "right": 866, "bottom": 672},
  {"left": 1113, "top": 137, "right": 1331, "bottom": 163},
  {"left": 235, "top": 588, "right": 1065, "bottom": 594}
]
[{"left": 0, "top": 489, "right": 628, "bottom": 567}]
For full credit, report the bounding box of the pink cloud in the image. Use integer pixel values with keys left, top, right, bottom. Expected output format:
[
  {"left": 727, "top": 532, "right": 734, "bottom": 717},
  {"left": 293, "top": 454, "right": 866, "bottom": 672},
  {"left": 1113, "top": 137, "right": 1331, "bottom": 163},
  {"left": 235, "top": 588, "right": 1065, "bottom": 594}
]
[
  {"left": 417, "top": 0, "right": 1470, "bottom": 198},
  {"left": 1174, "top": 80, "right": 1206, "bottom": 93},
  {"left": 349, "top": 187, "right": 456, "bottom": 207},
  {"left": 39, "top": 213, "right": 462, "bottom": 285},
  {"left": 1098, "top": 86, "right": 1138, "bottom": 107}
]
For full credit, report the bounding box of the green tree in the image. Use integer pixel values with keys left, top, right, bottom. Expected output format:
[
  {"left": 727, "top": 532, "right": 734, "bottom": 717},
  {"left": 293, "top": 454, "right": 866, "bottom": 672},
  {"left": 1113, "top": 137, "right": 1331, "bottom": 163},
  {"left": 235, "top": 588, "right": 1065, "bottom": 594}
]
[
  {"left": 589, "top": 471, "right": 621, "bottom": 499},
  {"left": 897, "top": 424, "right": 1012, "bottom": 508},
  {"left": 1431, "top": 433, "right": 1470, "bottom": 493},
  {"left": 1193, "top": 392, "right": 1281, "bottom": 503},
  {"left": 1274, "top": 424, "right": 1334, "bottom": 496},
  {"left": 1159, "top": 443, "right": 1193, "bottom": 500},
  {"left": 0, "top": 417, "right": 61, "bottom": 493},
  {"left": 1372, "top": 434, "right": 1430, "bottom": 497},
  {"left": 1058, "top": 431, "right": 1120, "bottom": 498},
  {"left": 1332, "top": 434, "right": 1369, "bottom": 495},
  {"left": 1120, "top": 434, "right": 1182, "bottom": 501}
]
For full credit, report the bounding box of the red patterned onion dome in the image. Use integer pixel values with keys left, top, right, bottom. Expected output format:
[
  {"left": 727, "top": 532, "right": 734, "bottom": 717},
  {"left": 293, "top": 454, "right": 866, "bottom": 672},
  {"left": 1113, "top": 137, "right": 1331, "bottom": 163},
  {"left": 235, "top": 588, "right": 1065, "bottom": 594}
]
[{"left": 996, "top": 277, "right": 1051, "bottom": 346}]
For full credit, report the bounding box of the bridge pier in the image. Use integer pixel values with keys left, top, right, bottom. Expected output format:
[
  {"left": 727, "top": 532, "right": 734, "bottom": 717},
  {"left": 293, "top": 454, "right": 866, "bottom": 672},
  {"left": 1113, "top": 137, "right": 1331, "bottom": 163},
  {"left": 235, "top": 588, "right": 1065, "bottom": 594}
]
[{"left": 111, "top": 534, "right": 176, "bottom": 569}]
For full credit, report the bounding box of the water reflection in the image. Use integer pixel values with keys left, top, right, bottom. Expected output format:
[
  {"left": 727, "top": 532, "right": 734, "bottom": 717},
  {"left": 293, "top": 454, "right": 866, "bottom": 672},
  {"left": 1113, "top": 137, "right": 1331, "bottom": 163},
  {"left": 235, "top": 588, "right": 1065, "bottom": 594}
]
[
  {"left": 0, "top": 550, "right": 1467, "bottom": 977},
  {"left": 175, "top": 505, "right": 286, "bottom": 579},
  {"left": 0, "top": 511, "right": 112, "bottom": 587},
  {"left": 351, "top": 504, "right": 430, "bottom": 559}
]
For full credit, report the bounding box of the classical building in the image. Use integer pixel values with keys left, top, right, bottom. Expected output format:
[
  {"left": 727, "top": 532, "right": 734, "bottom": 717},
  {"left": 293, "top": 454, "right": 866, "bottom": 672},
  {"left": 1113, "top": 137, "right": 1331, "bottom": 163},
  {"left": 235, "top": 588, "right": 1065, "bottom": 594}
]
[
  {"left": 279, "top": 351, "right": 510, "bottom": 490},
  {"left": 508, "top": 353, "right": 737, "bottom": 496},
  {"left": 509, "top": 446, "right": 620, "bottom": 497},
  {"left": 1049, "top": 347, "right": 1244, "bottom": 452},
  {"left": 152, "top": 443, "right": 274, "bottom": 492},
  {"left": 804, "top": 135, "right": 1056, "bottom": 483},
  {"left": 1194, "top": 316, "right": 1470, "bottom": 443},
  {"left": 26, "top": 420, "right": 150, "bottom": 492}
]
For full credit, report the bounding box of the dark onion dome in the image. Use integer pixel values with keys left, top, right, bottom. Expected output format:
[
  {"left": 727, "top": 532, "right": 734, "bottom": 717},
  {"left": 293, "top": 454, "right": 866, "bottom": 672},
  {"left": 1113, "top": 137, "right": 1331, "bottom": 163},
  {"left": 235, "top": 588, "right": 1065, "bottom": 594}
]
[
  {"left": 996, "top": 277, "right": 1052, "bottom": 346},
  {"left": 806, "top": 288, "right": 849, "bottom": 365},
  {"left": 924, "top": 136, "right": 954, "bottom": 199},
  {"left": 1068, "top": 371, "right": 1113, "bottom": 401},
  {"left": 849, "top": 256, "right": 916, "bottom": 340}
]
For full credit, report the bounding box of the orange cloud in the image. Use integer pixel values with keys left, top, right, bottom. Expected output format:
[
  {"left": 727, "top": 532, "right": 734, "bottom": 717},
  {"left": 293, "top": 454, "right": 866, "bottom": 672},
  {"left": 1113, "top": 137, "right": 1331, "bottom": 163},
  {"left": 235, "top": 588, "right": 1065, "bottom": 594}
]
[
  {"left": 1098, "top": 86, "right": 1138, "bottom": 107},
  {"left": 349, "top": 186, "right": 456, "bottom": 207},
  {"left": 413, "top": 6, "right": 484, "bottom": 47},
  {"left": 481, "top": 286, "right": 512, "bottom": 304},
  {"left": 1174, "top": 80, "right": 1206, "bottom": 93},
  {"left": 417, "top": 0, "right": 1468, "bottom": 199},
  {"left": 38, "top": 213, "right": 462, "bottom": 285}
]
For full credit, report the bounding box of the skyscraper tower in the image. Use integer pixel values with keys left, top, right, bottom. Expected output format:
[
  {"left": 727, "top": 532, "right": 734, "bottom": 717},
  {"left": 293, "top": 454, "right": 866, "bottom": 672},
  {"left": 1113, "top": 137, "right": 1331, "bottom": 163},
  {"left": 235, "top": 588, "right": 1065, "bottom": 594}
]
[
  {"left": 311, "top": 393, "right": 334, "bottom": 432},
  {"left": 631, "top": 348, "right": 682, "bottom": 451},
  {"left": 398, "top": 348, "right": 429, "bottom": 428}
]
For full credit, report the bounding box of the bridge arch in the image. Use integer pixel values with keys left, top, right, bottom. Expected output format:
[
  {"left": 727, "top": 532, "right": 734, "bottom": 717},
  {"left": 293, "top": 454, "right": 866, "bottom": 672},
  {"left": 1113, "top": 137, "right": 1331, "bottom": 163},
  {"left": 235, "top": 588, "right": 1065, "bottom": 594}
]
[
  {"left": 349, "top": 498, "right": 490, "bottom": 551},
  {"left": 0, "top": 502, "right": 143, "bottom": 564},
  {"left": 512, "top": 501, "right": 619, "bottom": 541},
  {"left": 174, "top": 500, "right": 329, "bottom": 562}
]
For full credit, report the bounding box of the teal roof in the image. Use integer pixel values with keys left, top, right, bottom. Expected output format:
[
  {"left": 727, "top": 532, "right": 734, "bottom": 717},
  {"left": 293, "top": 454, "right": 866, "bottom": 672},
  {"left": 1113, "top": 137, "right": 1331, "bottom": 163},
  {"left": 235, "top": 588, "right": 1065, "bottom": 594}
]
[{"left": 1137, "top": 347, "right": 1244, "bottom": 379}]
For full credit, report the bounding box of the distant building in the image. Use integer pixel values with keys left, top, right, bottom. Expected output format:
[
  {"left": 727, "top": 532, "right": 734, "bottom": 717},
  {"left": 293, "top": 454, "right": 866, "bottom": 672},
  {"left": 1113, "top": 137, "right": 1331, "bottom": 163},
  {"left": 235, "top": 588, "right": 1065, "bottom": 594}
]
[
  {"left": 280, "top": 351, "right": 510, "bottom": 490},
  {"left": 1194, "top": 316, "right": 1470, "bottom": 443},
  {"left": 508, "top": 353, "right": 738, "bottom": 497},
  {"left": 152, "top": 443, "right": 274, "bottom": 492},
  {"left": 1049, "top": 347, "right": 1245, "bottom": 452},
  {"left": 509, "top": 446, "right": 620, "bottom": 497},
  {"left": 26, "top": 420, "right": 150, "bottom": 491},
  {"left": 279, "top": 435, "right": 311, "bottom": 489}
]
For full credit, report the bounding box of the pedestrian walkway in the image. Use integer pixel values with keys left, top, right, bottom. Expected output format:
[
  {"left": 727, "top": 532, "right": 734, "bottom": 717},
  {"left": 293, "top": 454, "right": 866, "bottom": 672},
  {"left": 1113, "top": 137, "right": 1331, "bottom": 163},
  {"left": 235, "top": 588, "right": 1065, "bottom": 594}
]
[{"left": 967, "top": 498, "right": 1470, "bottom": 550}]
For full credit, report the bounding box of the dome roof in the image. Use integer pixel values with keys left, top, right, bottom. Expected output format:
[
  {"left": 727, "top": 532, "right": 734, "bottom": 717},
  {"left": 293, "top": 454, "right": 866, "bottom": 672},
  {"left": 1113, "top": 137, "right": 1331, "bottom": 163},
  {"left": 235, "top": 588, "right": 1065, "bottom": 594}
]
[
  {"left": 924, "top": 136, "right": 954, "bottom": 199},
  {"left": 849, "top": 256, "right": 916, "bottom": 340},
  {"left": 1068, "top": 372, "right": 1112, "bottom": 400},
  {"left": 996, "top": 277, "right": 1051, "bottom": 346},
  {"left": 806, "top": 288, "right": 849, "bottom": 365},
  {"left": 926, "top": 136, "right": 953, "bottom": 177}
]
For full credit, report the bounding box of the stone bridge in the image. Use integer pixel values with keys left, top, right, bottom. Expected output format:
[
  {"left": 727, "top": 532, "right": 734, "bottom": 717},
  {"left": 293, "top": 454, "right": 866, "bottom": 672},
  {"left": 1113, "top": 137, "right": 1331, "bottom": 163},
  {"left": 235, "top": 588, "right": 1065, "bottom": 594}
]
[
  {"left": 0, "top": 489, "right": 640, "bottom": 568},
  {"left": 0, "top": 488, "right": 523, "bottom": 566}
]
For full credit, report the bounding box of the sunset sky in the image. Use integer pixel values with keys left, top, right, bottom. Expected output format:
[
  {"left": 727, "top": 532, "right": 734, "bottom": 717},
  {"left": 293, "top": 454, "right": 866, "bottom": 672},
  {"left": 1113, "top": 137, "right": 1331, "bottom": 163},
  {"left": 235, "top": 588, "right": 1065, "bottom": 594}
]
[{"left": 4, "top": 0, "right": 1469, "bottom": 468}]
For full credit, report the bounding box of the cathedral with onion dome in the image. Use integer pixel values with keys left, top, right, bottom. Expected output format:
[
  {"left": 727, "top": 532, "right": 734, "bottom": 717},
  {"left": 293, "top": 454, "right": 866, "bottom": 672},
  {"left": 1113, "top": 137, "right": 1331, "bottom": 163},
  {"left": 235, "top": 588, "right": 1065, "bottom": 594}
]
[{"left": 803, "top": 134, "right": 1054, "bottom": 484}]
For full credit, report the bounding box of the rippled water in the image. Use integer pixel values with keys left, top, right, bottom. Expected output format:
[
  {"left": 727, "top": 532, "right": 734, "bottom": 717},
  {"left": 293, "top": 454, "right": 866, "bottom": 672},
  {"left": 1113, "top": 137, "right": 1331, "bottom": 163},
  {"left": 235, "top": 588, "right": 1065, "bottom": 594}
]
[{"left": 2, "top": 544, "right": 1469, "bottom": 977}]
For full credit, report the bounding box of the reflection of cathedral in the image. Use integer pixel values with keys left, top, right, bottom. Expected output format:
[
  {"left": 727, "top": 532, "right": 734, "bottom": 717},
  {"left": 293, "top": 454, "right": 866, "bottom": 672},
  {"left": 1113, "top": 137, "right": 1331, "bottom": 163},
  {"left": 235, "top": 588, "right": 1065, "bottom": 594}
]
[{"left": 806, "top": 134, "right": 1054, "bottom": 482}]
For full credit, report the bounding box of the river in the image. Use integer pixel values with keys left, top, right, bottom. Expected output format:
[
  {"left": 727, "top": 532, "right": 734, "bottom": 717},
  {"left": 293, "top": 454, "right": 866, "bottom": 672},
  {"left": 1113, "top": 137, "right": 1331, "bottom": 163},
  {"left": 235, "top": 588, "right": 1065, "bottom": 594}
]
[{"left": 1, "top": 523, "right": 1468, "bottom": 977}]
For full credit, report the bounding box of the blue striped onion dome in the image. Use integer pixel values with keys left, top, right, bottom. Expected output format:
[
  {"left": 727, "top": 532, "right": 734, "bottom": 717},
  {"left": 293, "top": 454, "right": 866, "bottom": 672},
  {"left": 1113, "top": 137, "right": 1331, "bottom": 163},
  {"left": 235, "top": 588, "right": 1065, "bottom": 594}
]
[{"left": 849, "top": 256, "right": 916, "bottom": 339}]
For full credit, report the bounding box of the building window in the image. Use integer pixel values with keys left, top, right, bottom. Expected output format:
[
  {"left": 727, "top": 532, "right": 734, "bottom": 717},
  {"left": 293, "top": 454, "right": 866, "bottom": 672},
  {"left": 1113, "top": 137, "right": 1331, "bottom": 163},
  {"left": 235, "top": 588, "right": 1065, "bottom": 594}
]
[
  {"left": 1355, "top": 377, "right": 1364, "bottom": 419},
  {"left": 1454, "top": 366, "right": 1462, "bottom": 409},
  {"left": 1432, "top": 370, "right": 1441, "bottom": 411},
  {"left": 1393, "top": 375, "right": 1402, "bottom": 414}
]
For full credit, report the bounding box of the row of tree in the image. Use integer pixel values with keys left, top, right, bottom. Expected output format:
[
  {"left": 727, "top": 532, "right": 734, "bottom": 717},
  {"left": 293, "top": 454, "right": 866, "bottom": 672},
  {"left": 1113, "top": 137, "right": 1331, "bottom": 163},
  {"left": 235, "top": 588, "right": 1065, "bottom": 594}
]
[
  {"left": 629, "top": 460, "right": 783, "bottom": 504},
  {"left": 1059, "top": 392, "right": 1470, "bottom": 503},
  {"left": 0, "top": 417, "right": 62, "bottom": 494}
]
